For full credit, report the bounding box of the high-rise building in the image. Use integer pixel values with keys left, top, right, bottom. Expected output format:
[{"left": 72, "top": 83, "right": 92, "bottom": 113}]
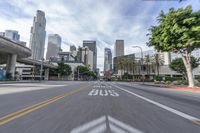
[
  {"left": 83, "top": 40, "right": 97, "bottom": 71},
  {"left": 4, "top": 30, "right": 20, "bottom": 42},
  {"left": 29, "top": 10, "right": 46, "bottom": 60},
  {"left": 46, "top": 34, "right": 62, "bottom": 60},
  {"left": 0, "top": 30, "right": 26, "bottom": 45},
  {"left": 104, "top": 48, "right": 112, "bottom": 72},
  {"left": 113, "top": 54, "right": 135, "bottom": 76},
  {"left": 77, "top": 46, "right": 93, "bottom": 70},
  {"left": 163, "top": 52, "right": 171, "bottom": 65},
  {"left": 114, "top": 40, "right": 124, "bottom": 57}
]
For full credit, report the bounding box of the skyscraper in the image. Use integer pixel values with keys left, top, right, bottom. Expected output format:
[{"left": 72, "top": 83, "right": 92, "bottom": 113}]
[
  {"left": 4, "top": 30, "right": 20, "bottom": 42},
  {"left": 104, "top": 48, "right": 112, "bottom": 72},
  {"left": 29, "top": 10, "right": 46, "bottom": 60},
  {"left": 0, "top": 30, "right": 26, "bottom": 45},
  {"left": 114, "top": 40, "right": 124, "bottom": 57},
  {"left": 83, "top": 40, "right": 97, "bottom": 71},
  {"left": 46, "top": 34, "right": 62, "bottom": 60},
  {"left": 76, "top": 46, "right": 93, "bottom": 70}
]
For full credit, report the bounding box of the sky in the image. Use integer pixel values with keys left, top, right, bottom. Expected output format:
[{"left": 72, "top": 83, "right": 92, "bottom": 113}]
[{"left": 0, "top": 0, "right": 200, "bottom": 71}]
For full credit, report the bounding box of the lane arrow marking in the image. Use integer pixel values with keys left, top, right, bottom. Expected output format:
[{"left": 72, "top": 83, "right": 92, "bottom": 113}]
[{"left": 70, "top": 115, "right": 143, "bottom": 133}]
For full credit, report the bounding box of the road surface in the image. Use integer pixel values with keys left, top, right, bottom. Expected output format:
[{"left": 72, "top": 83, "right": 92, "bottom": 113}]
[{"left": 0, "top": 81, "right": 199, "bottom": 133}]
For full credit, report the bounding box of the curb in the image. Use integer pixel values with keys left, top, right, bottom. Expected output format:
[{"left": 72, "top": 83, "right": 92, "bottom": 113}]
[
  {"left": 143, "top": 83, "right": 200, "bottom": 93},
  {"left": 0, "top": 80, "right": 41, "bottom": 84}
]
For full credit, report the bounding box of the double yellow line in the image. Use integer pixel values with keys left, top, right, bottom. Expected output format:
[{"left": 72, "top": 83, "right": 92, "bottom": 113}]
[{"left": 0, "top": 85, "right": 89, "bottom": 126}]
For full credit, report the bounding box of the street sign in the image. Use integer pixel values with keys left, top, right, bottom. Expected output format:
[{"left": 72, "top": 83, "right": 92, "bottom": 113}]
[{"left": 71, "top": 115, "right": 143, "bottom": 133}]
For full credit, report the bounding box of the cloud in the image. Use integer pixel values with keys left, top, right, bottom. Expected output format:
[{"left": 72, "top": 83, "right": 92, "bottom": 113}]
[{"left": 0, "top": 0, "right": 199, "bottom": 71}]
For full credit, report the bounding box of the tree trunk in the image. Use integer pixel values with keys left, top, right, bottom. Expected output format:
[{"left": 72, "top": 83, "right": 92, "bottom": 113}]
[
  {"left": 132, "top": 63, "right": 135, "bottom": 81},
  {"left": 181, "top": 55, "right": 194, "bottom": 88},
  {"left": 156, "top": 63, "right": 159, "bottom": 76},
  {"left": 120, "top": 65, "right": 122, "bottom": 80}
]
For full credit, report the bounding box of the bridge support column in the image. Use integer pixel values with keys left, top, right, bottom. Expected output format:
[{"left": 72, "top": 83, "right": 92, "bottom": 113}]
[
  {"left": 6, "top": 54, "right": 17, "bottom": 79},
  {"left": 44, "top": 68, "right": 49, "bottom": 80}
]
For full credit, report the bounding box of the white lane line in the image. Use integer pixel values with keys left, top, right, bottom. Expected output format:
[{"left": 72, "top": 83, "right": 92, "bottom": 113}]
[
  {"left": 111, "top": 84, "right": 200, "bottom": 124},
  {"left": 71, "top": 116, "right": 106, "bottom": 133},
  {"left": 108, "top": 116, "right": 143, "bottom": 133},
  {"left": 71, "top": 115, "right": 143, "bottom": 133},
  {"left": 109, "top": 123, "right": 127, "bottom": 133},
  {"left": 87, "top": 123, "right": 106, "bottom": 133}
]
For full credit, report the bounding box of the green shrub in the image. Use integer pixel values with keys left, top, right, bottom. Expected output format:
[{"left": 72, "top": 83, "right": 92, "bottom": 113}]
[
  {"left": 181, "top": 80, "right": 188, "bottom": 85},
  {"left": 164, "top": 77, "right": 183, "bottom": 82},
  {"left": 176, "top": 80, "right": 188, "bottom": 85},
  {"left": 122, "top": 73, "right": 132, "bottom": 80},
  {"left": 6, "top": 73, "right": 12, "bottom": 80},
  {"left": 154, "top": 75, "right": 163, "bottom": 81},
  {"left": 195, "top": 76, "right": 200, "bottom": 82}
]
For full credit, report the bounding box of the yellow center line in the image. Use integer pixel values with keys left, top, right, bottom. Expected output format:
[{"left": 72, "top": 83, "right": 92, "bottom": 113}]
[
  {"left": 0, "top": 84, "right": 90, "bottom": 126},
  {"left": 0, "top": 95, "right": 63, "bottom": 121}
]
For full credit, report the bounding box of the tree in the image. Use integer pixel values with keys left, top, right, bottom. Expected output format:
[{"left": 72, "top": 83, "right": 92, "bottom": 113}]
[
  {"left": 122, "top": 73, "right": 132, "bottom": 80},
  {"left": 57, "top": 62, "right": 72, "bottom": 79},
  {"left": 77, "top": 65, "right": 96, "bottom": 80},
  {"left": 144, "top": 55, "right": 151, "bottom": 75},
  {"left": 77, "top": 65, "right": 90, "bottom": 74},
  {"left": 170, "top": 57, "right": 199, "bottom": 79},
  {"left": 152, "top": 53, "right": 164, "bottom": 76},
  {"left": 88, "top": 71, "right": 97, "bottom": 79},
  {"left": 117, "top": 57, "right": 125, "bottom": 79},
  {"left": 147, "top": 6, "right": 200, "bottom": 87}
]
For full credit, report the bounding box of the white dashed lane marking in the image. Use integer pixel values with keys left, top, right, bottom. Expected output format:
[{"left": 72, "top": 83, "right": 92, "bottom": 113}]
[{"left": 111, "top": 83, "right": 200, "bottom": 126}]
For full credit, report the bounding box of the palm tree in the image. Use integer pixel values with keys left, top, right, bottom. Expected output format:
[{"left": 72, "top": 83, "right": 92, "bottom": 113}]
[
  {"left": 117, "top": 57, "right": 125, "bottom": 79},
  {"left": 154, "top": 53, "right": 164, "bottom": 76},
  {"left": 123, "top": 58, "right": 129, "bottom": 73},
  {"left": 144, "top": 55, "right": 150, "bottom": 75}
]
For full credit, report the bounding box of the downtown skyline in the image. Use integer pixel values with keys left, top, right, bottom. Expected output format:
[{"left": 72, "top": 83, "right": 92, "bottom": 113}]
[{"left": 0, "top": 0, "right": 200, "bottom": 71}]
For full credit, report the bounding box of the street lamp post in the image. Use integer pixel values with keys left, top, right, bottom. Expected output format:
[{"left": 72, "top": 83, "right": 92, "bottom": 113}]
[{"left": 132, "top": 46, "right": 144, "bottom": 84}]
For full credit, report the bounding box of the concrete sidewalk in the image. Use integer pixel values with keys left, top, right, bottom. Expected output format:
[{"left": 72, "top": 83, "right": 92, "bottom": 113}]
[
  {"left": 0, "top": 80, "right": 41, "bottom": 84},
  {"left": 142, "top": 82, "right": 200, "bottom": 93},
  {"left": 0, "top": 82, "right": 67, "bottom": 95}
]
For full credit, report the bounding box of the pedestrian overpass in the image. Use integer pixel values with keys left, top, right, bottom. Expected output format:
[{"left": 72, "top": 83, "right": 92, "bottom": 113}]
[{"left": 0, "top": 36, "right": 56, "bottom": 79}]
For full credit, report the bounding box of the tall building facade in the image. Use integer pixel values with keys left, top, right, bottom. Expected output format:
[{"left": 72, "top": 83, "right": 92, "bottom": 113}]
[
  {"left": 104, "top": 48, "right": 112, "bottom": 72},
  {"left": 161, "top": 52, "right": 171, "bottom": 65},
  {"left": 83, "top": 40, "right": 97, "bottom": 71},
  {"left": 76, "top": 46, "right": 93, "bottom": 70},
  {"left": 114, "top": 40, "right": 124, "bottom": 57},
  {"left": 4, "top": 30, "right": 20, "bottom": 42},
  {"left": 46, "top": 34, "right": 62, "bottom": 60},
  {"left": 29, "top": 10, "right": 46, "bottom": 60},
  {"left": 0, "top": 30, "right": 26, "bottom": 45}
]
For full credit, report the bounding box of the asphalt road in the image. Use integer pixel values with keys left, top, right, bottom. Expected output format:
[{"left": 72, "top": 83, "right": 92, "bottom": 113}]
[{"left": 0, "top": 81, "right": 199, "bottom": 133}]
